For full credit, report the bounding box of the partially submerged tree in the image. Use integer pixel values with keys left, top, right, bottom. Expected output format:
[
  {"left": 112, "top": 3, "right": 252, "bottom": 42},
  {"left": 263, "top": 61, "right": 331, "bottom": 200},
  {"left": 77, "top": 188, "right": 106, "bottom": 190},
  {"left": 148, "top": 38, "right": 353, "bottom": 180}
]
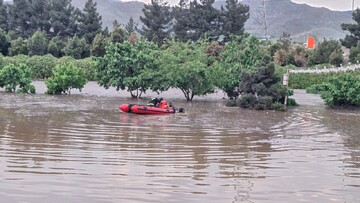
[
  {"left": 95, "top": 40, "right": 159, "bottom": 98},
  {"left": 46, "top": 64, "right": 87, "bottom": 94},
  {"left": 157, "top": 39, "right": 215, "bottom": 101}
]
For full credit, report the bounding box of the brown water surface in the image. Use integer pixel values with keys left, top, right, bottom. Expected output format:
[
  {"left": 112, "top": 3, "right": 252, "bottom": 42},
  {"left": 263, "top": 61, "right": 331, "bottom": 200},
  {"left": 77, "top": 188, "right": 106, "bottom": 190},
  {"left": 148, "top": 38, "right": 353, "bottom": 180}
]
[{"left": 0, "top": 82, "right": 359, "bottom": 202}]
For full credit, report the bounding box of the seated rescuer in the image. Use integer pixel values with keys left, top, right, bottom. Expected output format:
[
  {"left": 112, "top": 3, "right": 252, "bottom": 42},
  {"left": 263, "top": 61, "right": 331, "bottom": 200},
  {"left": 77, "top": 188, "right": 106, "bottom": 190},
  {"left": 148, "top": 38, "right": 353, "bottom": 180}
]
[
  {"left": 159, "top": 100, "right": 169, "bottom": 109},
  {"left": 148, "top": 97, "right": 163, "bottom": 106}
]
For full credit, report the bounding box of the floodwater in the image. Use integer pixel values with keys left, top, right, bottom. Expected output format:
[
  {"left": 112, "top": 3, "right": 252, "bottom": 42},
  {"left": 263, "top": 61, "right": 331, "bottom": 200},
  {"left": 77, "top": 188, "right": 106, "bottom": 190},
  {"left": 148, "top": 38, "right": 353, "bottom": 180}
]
[{"left": 0, "top": 82, "right": 359, "bottom": 203}]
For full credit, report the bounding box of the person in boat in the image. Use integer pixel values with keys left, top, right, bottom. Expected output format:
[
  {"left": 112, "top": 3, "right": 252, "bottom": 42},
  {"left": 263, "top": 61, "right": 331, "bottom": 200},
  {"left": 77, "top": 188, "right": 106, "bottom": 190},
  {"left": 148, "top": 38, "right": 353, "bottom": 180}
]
[
  {"left": 158, "top": 100, "right": 169, "bottom": 109},
  {"left": 147, "top": 97, "right": 163, "bottom": 107}
]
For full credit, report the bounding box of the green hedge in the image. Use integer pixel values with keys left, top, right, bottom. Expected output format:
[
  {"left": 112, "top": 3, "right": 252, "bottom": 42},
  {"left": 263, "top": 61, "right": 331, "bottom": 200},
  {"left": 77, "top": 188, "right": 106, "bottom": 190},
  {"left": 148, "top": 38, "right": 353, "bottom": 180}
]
[
  {"left": 0, "top": 55, "right": 96, "bottom": 80},
  {"left": 289, "top": 70, "right": 360, "bottom": 89}
]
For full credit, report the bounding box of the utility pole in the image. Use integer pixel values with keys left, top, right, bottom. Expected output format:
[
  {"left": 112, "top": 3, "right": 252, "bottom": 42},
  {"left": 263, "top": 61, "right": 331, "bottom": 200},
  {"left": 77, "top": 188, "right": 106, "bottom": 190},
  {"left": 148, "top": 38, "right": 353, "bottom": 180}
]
[
  {"left": 353, "top": 0, "right": 355, "bottom": 12},
  {"left": 262, "top": 0, "right": 268, "bottom": 40}
]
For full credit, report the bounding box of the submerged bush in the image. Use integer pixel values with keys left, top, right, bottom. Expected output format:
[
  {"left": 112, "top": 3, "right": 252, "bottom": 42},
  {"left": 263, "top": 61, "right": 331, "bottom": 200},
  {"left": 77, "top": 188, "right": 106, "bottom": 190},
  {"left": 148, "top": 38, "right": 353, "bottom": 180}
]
[
  {"left": 46, "top": 64, "right": 87, "bottom": 95},
  {"left": 0, "top": 63, "right": 35, "bottom": 93},
  {"left": 320, "top": 74, "right": 360, "bottom": 107}
]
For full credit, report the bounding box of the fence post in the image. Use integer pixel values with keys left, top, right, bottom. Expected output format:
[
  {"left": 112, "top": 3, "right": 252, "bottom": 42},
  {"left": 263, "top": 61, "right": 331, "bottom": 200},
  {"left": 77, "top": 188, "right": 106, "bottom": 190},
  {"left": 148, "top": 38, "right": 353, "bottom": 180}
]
[{"left": 283, "top": 70, "right": 289, "bottom": 107}]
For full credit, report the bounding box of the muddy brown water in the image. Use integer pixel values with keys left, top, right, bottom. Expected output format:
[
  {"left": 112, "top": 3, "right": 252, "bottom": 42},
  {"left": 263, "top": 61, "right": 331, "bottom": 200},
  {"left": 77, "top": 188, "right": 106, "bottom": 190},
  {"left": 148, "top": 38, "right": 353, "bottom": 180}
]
[{"left": 0, "top": 81, "right": 359, "bottom": 203}]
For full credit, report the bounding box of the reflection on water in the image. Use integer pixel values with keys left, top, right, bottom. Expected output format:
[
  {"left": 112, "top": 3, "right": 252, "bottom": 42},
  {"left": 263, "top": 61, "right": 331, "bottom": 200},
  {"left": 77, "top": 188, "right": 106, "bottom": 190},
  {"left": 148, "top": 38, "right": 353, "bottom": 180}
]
[{"left": 0, "top": 86, "right": 360, "bottom": 203}]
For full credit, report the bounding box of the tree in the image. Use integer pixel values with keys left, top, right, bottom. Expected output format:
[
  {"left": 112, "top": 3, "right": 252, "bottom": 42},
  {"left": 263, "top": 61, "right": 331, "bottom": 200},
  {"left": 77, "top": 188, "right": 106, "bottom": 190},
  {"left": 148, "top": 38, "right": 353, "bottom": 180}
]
[
  {"left": 9, "top": 37, "right": 28, "bottom": 56},
  {"left": 29, "top": 0, "right": 52, "bottom": 36},
  {"left": 237, "top": 63, "right": 288, "bottom": 110},
  {"left": 109, "top": 21, "right": 126, "bottom": 43},
  {"left": 0, "top": 0, "right": 8, "bottom": 32},
  {"left": 139, "top": 0, "right": 172, "bottom": 45},
  {"left": 219, "top": 0, "right": 249, "bottom": 42},
  {"left": 173, "top": 0, "right": 220, "bottom": 42},
  {"left": 49, "top": 0, "right": 78, "bottom": 39},
  {"left": 8, "top": 0, "right": 52, "bottom": 39},
  {"left": 213, "top": 34, "right": 266, "bottom": 99},
  {"left": 95, "top": 40, "right": 159, "bottom": 98},
  {"left": 341, "top": 8, "right": 360, "bottom": 48},
  {"left": 0, "top": 29, "right": 10, "bottom": 56},
  {"left": 62, "top": 35, "right": 90, "bottom": 59},
  {"left": 46, "top": 64, "right": 87, "bottom": 94},
  {"left": 27, "top": 31, "right": 48, "bottom": 56},
  {"left": 48, "top": 36, "right": 66, "bottom": 57},
  {"left": 309, "top": 39, "right": 343, "bottom": 66},
  {"left": 91, "top": 33, "right": 108, "bottom": 57},
  {"left": 8, "top": 0, "right": 33, "bottom": 38},
  {"left": 0, "top": 63, "right": 35, "bottom": 93},
  {"left": 157, "top": 39, "right": 215, "bottom": 101},
  {"left": 77, "top": 0, "right": 102, "bottom": 44},
  {"left": 125, "top": 17, "right": 138, "bottom": 36}
]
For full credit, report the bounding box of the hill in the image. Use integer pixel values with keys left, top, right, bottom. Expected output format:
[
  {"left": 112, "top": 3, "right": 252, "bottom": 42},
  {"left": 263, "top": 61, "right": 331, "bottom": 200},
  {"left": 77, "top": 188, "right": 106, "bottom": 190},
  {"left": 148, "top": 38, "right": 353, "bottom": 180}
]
[{"left": 6, "top": 0, "right": 354, "bottom": 41}]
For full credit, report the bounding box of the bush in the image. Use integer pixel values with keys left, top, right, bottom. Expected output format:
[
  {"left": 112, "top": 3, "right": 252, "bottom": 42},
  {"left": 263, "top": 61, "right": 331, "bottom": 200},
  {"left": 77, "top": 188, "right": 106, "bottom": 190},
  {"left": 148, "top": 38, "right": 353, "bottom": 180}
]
[
  {"left": 320, "top": 73, "right": 360, "bottom": 107},
  {"left": 306, "top": 83, "right": 331, "bottom": 94},
  {"left": 46, "top": 64, "right": 87, "bottom": 94},
  {"left": 0, "top": 63, "right": 35, "bottom": 93},
  {"left": 28, "top": 54, "right": 57, "bottom": 79}
]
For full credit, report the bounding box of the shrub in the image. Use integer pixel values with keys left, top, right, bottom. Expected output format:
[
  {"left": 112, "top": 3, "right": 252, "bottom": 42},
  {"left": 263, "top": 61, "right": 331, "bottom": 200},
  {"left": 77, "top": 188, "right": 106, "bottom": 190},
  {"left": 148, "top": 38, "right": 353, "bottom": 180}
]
[
  {"left": 320, "top": 73, "right": 360, "bottom": 107},
  {"left": 0, "top": 63, "right": 35, "bottom": 93},
  {"left": 46, "top": 64, "right": 87, "bottom": 94},
  {"left": 28, "top": 54, "right": 57, "bottom": 79},
  {"left": 306, "top": 83, "right": 331, "bottom": 94}
]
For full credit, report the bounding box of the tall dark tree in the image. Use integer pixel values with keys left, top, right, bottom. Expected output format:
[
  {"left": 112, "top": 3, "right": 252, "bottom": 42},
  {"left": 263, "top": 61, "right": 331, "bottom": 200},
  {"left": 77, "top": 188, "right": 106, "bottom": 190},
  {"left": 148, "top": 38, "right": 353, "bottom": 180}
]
[
  {"left": 77, "top": 0, "right": 103, "bottom": 44},
  {"left": 0, "top": 29, "right": 10, "bottom": 56},
  {"left": 109, "top": 21, "right": 126, "bottom": 43},
  {"left": 220, "top": 0, "right": 249, "bottom": 42},
  {"left": 173, "top": 0, "right": 220, "bottom": 42},
  {"left": 139, "top": 0, "right": 172, "bottom": 45},
  {"left": 8, "top": 0, "right": 51, "bottom": 38},
  {"left": 0, "top": 0, "right": 8, "bottom": 32},
  {"left": 125, "top": 17, "right": 138, "bottom": 36},
  {"left": 29, "top": 0, "right": 52, "bottom": 36},
  {"left": 8, "top": 0, "right": 33, "bottom": 38},
  {"left": 341, "top": 8, "right": 360, "bottom": 48},
  {"left": 49, "top": 0, "right": 78, "bottom": 39}
]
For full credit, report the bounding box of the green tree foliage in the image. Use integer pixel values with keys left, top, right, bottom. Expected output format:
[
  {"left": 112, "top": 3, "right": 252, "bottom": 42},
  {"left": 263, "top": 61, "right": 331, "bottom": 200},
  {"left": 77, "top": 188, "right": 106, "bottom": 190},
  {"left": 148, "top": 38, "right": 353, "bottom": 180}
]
[
  {"left": 0, "top": 63, "right": 35, "bottom": 93},
  {"left": 8, "top": 0, "right": 33, "bottom": 38},
  {"left": 9, "top": 37, "right": 28, "bottom": 56},
  {"left": 309, "top": 39, "right": 343, "bottom": 66},
  {"left": 27, "top": 31, "right": 48, "bottom": 56},
  {"left": 91, "top": 33, "right": 108, "bottom": 57},
  {"left": 139, "top": 0, "right": 172, "bottom": 46},
  {"left": 8, "top": 0, "right": 52, "bottom": 39},
  {"left": 212, "top": 34, "right": 265, "bottom": 99},
  {"left": 219, "top": 0, "right": 249, "bottom": 42},
  {"left": 77, "top": 0, "right": 103, "bottom": 44},
  {"left": 321, "top": 73, "right": 360, "bottom": 107},
  {"left": 125, "top": 17, "right": 138, "bottom": 36},
  {"left": 0, "top": 0, "right": 8, "bottom": 32},
  {"left": 95, "top": 40, "right": 159, "bottom": 98},
  {"left": 49, "top": 0, "right": 78, "bottom": 39},
  {"left": 48, "top": 37, "right": 66, "bottom": 57},
  {"left": 341, "top": 8, "right": 360, "bottom": 48},
  {"left": 173, "top": 0, "right": 220, "bottom": 42},
  {"left": 109, "top": 21, "right": 126, "bottom": 43},
  {"left": 157, "top": 39, "right": 214, "bottom": 101},
  {"left": 237, "top": 63, "right": 288, "bottom": 110},
  {"left": 0, "top": 29, "right": 10, "bottom": 56},
  {"left": 28, "top": 54, "right": 57, "bottom": 79},
  {"left": 63, "top": 35, "right": 90, "bottom": 59},
  {"left": 46, "top": 64, "right": 87, "bottom": 94}
]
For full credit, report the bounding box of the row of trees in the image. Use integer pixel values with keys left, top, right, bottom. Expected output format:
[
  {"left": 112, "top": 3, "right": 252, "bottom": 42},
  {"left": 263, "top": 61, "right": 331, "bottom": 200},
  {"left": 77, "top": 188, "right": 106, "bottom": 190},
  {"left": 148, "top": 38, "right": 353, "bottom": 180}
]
[
  {"left": 0, "top": 0, "right": 103, "bottom": 43},
  {"left": 140, "top": 0, "right": 249, "bottom": 45}
]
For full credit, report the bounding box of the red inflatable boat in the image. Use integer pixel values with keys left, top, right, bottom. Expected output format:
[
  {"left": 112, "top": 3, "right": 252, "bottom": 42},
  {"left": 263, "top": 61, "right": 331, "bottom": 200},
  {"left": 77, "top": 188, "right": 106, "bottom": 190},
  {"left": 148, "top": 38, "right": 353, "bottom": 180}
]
[{"left": 119, "top": 104, "right": 176, "bottom": 114}]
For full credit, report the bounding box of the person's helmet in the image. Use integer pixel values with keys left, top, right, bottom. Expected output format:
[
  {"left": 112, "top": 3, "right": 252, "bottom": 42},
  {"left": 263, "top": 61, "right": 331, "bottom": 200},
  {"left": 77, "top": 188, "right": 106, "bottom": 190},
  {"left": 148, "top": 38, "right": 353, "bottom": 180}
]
[{"left": 159, "top": 97, "right": 163, "bottom": 101}]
